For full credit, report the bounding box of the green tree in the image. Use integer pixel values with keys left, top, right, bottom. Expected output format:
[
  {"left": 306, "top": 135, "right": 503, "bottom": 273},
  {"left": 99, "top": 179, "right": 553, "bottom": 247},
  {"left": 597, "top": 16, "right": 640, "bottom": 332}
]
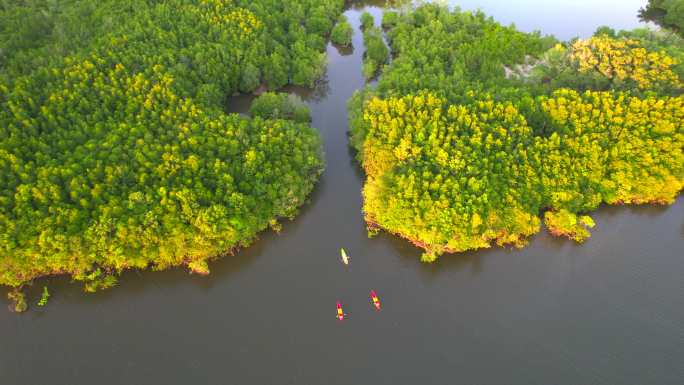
[
  {"left": 264, "top": 52, "right": 290, "bottom": 90},
  {"left": 639, "top": 0, "right": 684, "bottom": 38},
  {"left": 250, "top": 92, "right": 311, "bottom": 123},
  {"left": 382, "top": 11, "right": 399, "bottom": 29},
  {"left": 240, "top": 62, "right": 262, "bottom": 93},
  {"left": 331, "top": 15, "right": 353, "bottom": 46},
  {"left": 362, "top": 26, "right": 388, "bottom": 79},
  {"left": 594, "top": 25, "right": 617, "bottom": 37},
  {"left": 360, "top": 12, "right": 374, "bottom": 30}
]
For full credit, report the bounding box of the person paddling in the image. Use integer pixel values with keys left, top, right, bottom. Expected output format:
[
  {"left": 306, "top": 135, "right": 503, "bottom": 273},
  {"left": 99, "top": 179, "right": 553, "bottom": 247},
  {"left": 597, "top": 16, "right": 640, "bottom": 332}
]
[
  {"left": 336, "top": 301, "right": 346, "bottom": 320},
  {"left": 370, "top": 290, "right": 381, "bottom": 310}
]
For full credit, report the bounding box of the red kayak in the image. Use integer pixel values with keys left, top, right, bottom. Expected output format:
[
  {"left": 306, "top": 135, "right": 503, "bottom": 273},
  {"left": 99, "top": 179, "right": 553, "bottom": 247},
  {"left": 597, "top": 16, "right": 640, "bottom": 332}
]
[
  {"left": 370, "top": 290, "right": 381, "bottom": 310},
  {"left": 336, "top": 301, "right": 345, "bottom": 320}
]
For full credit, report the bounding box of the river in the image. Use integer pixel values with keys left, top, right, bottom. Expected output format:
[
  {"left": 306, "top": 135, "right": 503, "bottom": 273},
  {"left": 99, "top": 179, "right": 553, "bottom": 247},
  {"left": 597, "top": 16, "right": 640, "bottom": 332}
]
[{"left": 2, "top": 1, "right": 683, "bottom": 384}]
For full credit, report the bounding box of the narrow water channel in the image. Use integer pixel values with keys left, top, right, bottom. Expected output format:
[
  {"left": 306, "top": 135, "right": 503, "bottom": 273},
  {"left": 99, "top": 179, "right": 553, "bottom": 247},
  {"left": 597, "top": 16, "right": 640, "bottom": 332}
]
[{"left": 1, "top": 3, "right": 683, "bottom": 385}]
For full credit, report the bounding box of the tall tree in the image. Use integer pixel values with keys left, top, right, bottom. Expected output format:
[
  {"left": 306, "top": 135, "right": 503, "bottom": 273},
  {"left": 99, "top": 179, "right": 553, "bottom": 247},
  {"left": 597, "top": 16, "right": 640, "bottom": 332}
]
[{"left": 639, "top": 0, "right": 684, "bottom": 38}]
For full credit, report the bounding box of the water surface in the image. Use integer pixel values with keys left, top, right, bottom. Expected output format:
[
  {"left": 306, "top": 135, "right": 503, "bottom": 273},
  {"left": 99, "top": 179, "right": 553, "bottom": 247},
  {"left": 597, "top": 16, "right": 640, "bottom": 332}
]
[
  {"left": 443, "top": 0, "right": 649, "bottom": 39},
  {"left": 2, "top": 2, "right": 683, "bottom": 385}
]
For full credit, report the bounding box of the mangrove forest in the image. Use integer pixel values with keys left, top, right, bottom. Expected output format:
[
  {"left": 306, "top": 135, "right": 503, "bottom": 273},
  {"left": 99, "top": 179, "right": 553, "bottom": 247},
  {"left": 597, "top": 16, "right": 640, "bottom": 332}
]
[
  {"left": 349, "top": 4, "right": 683, "bottom": 261},
  {"left": 0, "top": 0, "right": 682, "bottom": 307},
  {"left": 0, "top": 0, "right": 345, "bottom": 294}
]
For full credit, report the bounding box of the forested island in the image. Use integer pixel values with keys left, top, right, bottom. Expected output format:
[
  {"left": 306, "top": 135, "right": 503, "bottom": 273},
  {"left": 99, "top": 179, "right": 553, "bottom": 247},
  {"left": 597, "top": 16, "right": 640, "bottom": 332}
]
[
  {"left": 349, "top": 4, "right": 684, "bottom": 261},
  {"left": 0, "top": 0, "right": 345, "bottom": 307}
]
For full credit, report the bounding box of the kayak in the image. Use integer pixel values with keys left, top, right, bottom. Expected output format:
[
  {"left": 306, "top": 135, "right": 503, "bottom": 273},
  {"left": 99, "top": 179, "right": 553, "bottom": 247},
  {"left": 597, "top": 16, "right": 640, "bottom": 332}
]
[
  {"left": 370, "top": 290, "right": 381, "bottom": 310},
  {"left": 340, "top": 248, "right": 350, "bottom": 265},
  {"left": 336, "top": 301, "right": 345, "bottom": 320}
]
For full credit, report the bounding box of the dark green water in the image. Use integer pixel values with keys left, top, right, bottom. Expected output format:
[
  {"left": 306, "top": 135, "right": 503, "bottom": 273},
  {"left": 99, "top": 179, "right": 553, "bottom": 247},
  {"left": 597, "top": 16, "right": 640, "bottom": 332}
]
[{"left": 2, "top": 2, "right": 683, "bottom": 384}]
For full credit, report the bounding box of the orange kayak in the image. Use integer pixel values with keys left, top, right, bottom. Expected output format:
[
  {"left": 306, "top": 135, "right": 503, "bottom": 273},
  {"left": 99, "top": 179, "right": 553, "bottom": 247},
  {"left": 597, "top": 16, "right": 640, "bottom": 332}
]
[
  {"left": 336, "top": 301, "right": 345, "bottom": 320},
  {"left": 370, "top": 290, "right": 381, "bottom": 310}
]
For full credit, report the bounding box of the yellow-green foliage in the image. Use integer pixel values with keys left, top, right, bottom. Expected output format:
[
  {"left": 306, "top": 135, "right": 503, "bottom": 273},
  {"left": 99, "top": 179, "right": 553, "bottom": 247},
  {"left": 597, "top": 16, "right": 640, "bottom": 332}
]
[
  {"left": 530, "top": 35, "right": 684, "bottom": 95},
  {"left": 359, "top": 93, "right": 542, "bottom": 256},
  {"left": 356, "top": 90, "right": 683, "bottom": 259},
  {"left": 544, "top": 210, "right": 595, "bottom": 242},
  {"left": 0, "top": 0, "right": 344, "bottom": 288},
  {"left": 350, "top": 4, "right": 683, "bottom": 261},
  {"left": 538, "top": 89, "right": 684, "bottom": 206},
  {"left": 570, "top": 36, "right": 683, "bottom": 90}
]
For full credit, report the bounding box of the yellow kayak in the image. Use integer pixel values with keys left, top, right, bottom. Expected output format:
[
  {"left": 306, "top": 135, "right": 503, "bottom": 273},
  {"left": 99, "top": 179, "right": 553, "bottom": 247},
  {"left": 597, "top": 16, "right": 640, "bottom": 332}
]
[{"left": 340, "top": 248, "right": 350, "bottom": 265}]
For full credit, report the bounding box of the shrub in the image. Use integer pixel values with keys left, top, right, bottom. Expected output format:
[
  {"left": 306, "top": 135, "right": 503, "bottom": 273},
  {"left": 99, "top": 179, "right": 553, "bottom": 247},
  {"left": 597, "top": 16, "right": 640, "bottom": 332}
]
[
  {"left": 382, "top": 11, "right": 399, "bottom": 29},
  {"left": 360, "top": 12, "right": 374, "bottom": 30},
  {"left": 250, "top": 92, "right": 312, "bottom": 123},
  {"left": 331, "top": 15, "right": 353, "bottom": 46}
]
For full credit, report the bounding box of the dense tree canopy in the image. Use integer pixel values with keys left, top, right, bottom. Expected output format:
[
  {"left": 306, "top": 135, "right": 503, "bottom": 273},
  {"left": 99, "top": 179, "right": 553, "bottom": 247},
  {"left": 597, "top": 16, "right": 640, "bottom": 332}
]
[
  {"left": 350, "top": 4, "right": 684, "bottom": 261},
  {"left": 592, "top": 26, "right": 684, "bottom": 87},
  {"left": 528, "top": 36, "right": 684, "bottom": 94},
  {"left": 0, "top": 0, "right": 344, "bottom": 290}
]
